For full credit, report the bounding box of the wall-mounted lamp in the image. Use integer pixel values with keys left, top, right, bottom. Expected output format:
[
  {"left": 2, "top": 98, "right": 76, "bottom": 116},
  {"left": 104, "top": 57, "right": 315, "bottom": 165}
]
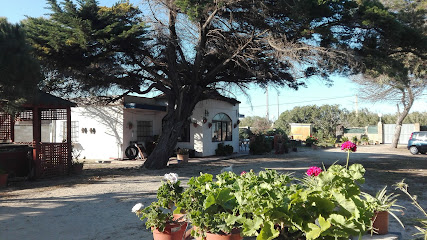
[
  {"left": 89, "top": 128, "right": 96, "bottom": 134},
  {"left": 81, "top": 128, "right": 87, "bottom": 134},
  {"left": 204, "top": 109, "right": 209, "bottom": 117}
]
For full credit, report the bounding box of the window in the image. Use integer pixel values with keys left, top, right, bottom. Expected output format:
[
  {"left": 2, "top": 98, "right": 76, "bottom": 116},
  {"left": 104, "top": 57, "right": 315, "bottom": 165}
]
[
  {"left": 137, "top": 121, "right": 153, "bottom": 142},
  {"left": 212, "top": 113, "right": 232, "bottom": 142},
  {"left": 61, "top": 121, "right": 79, "bottom": 142}
]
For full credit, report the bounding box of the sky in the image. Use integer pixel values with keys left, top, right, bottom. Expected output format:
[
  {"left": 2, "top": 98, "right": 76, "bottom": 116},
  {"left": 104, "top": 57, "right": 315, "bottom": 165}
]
[{"left": 2, "top": 0, "right": 426, "bottom": 120}]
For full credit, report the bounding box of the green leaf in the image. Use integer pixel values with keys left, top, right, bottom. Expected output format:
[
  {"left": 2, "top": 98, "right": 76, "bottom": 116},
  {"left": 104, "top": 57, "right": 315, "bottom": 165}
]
[
  {"left": 306, "top": 223, "right": 322, "bottom": 240},
  {"left": 257, "top": 221, "right": 280, "bottom": 240},
  {"left": 241, "top": 216, "right": 264, "bottom": 236},
  {"left": 329, "top": 214, "right": 346, "bottom": 225}
]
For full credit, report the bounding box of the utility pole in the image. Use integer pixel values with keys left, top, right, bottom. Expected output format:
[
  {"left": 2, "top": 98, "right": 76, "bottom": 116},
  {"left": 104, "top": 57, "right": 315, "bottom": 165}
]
[
  {"left": 355, "top": 95, "right": 358, "bottom": 117},
  {"left": 277, "top": 92, "right": 280, "bottom": 120},
  {"left": 266, "top": 86, "right": 269, "bottom": 121}
]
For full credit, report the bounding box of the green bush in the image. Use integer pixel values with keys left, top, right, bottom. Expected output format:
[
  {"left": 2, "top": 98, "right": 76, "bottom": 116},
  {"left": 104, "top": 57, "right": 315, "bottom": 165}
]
[
  {"left": 215, "top": 143, "right": 233, "bottom": 156},
  {"left": 249, "top": 134, "right": 273, "bottom": 155}
]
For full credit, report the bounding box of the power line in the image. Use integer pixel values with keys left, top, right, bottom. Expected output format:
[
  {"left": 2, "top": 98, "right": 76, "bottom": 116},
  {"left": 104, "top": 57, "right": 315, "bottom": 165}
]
[{"left": 239, "top": 95, "right": 354, "bottom": 109}]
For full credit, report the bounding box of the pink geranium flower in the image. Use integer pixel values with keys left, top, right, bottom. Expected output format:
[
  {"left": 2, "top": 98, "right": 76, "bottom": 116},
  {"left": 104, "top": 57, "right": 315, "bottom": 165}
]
[
  {"left": 341, "top": 141, "right": 357, "bottom": 152},
  {"left": 240, "top": 171, "right": 247, "bottom": 175},
  {"left": 306, "top": 166, "right": 322, "bottom": 176}
]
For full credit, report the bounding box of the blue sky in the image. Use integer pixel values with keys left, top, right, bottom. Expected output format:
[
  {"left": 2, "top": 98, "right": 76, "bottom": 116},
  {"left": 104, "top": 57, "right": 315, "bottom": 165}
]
[{"left": 2, "top": 0, "right": 426, "bottom": 120}]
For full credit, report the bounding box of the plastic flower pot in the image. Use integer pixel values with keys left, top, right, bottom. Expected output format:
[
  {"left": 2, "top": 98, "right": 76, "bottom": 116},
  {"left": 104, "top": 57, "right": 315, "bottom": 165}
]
[{"left": 372, "top": 211, "right": 389, "bottom": 235}]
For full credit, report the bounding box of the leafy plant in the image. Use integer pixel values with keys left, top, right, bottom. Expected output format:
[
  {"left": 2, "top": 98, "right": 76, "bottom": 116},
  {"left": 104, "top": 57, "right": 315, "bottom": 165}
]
[
  {"left": 176, "top": 148, "right": 189, "bottom": 155},
  {"left": 178, "top": 172, "right": 240, "bottom": 237},
  {"left": 394, "top": 180, "right": 427, "bottom": 239},
  {"left": 249, "top": 134, "right": 273, "bottom": 154},
  {"left": 361, "top": 135, "right": 369, "bottom": 143},
  {"left": 341, "top": 136, "right": 349, "bottom": 142},
  {"left": 352, "top": 136, "right": 359, "bottom": 143},
  {"left": 132, "top": 173, "right": 185, "bottom": 231},
  {"left": 215, "top": 143, "right": 233, "bottom": 156},
  {"left": 362, "top": 186, "right": 405, "bottom": 233},
  {"left": 305, "top": 136, "right": 318, "bottom": 146}
]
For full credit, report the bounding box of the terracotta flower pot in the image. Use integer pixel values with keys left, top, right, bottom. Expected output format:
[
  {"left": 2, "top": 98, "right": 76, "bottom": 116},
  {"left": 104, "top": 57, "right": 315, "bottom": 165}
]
[
  {"left": 177, "top": 154, "right": 189, "bottom": 163},
  {"left": 231, "top": 228, "right": 242, "bottom": 240},
  {"left": 152, "top": 221, "right": 188, "bottom": 240},
  {"left": 372, "top": 211, "right": 389, "bottom": 235},
  {"left": 205, "top": 232, "right": 233, "bottom": 240}
]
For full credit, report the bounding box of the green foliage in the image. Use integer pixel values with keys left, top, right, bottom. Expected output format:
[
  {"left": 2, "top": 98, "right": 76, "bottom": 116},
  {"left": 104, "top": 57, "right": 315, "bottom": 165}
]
[
  {"left": 395, "top": 180, "right": 427, "bottom": 239},
  {"left": 305, "top": 136, "right": 319, "bottom": 146},
  {"left": 215, "top": 143, "right": 233, "bottom": 156},
  {"left": 360, "top": 135, "right": 369, "bottom": 143},
  {"left": 173, "top": 164, "right": 376, "bottom": 239},
  {"left": 249, "top": 134, "right": 273, "bottom": 155},
  {"left": 177, "top": 148, "right": 189, "bottom": 155},
  {"left": 341, "top": 136, "right": 349, "bottom": 142},
  {"left": 239, "top": 128, "right": 252, "bottom": 140},
  {"left": 0, "top": 19, "right": 40, "bottom": 112},
  {"left": 23, "top": 0, "right": 148, "bottom": 95},
  {"left": 133, "top": 173, "right": 184, "bottom": 231},
  {"left": 352, "top": 136, "right": 359, "bottom": 143}
]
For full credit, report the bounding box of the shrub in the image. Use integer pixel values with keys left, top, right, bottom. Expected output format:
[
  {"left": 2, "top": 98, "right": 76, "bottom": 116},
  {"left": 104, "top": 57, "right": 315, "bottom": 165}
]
[
  {"left": 249, "top": 134, "right": 273, "bottom": 154},
  {"left": 341, "top": 136, "right": 349, "bottom": 142},
  {"left": 305, "top": 136, "right": 318, "bottom": 146},
  {"left": 215, "top": 143, "right": 233, "bottom": 156}
]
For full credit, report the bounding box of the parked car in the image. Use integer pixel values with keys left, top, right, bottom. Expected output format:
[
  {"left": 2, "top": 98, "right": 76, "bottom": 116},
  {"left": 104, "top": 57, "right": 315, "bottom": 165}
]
[{"left": 407, "top": 131, "right": 427, "bottom": 155}]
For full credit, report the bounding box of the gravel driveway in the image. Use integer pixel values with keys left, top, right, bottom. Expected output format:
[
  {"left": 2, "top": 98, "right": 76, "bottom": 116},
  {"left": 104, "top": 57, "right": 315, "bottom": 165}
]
[{"left": 0, "top": 145, "right": 426, "bottom": 240}]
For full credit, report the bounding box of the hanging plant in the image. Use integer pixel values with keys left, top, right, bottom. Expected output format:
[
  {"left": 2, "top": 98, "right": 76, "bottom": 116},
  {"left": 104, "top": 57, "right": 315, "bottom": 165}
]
[
  {"left": 193, "top": 121, "right": 198, "bottom": 128},
  {"left": 202, "top": 117, "right": 207, "bottom": 124},
  {"left": 208, "top": 122, "right": 212, "bottom": 128},
  {"left": 237, "top": 119, "right": 241, "bottom": 125},
  {"left": 128, "top": 122, "right": 133, "bottom": 129},
  {"left": 234, "top": 123, "right": 238, "bottom": 128}
]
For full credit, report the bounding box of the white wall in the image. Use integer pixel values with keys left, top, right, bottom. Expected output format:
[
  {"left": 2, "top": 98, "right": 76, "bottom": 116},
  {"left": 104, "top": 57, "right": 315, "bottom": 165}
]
[
  {"left": 66, "top": 97, "right": 239, "bottom": 159},
  {"left": 122, "top": 108, "right": 166, "bottom": 152},
  {"left": 59, "top": 105, "right": 124, "bottom": 160},
  {"left": 177, "top": 99, "right": 240, "bottom": 157}
]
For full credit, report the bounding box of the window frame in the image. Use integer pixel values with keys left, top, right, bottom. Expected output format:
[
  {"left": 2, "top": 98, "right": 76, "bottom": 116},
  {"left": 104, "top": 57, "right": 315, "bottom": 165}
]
[{"left": 211, "top": 113, "right": 232, "bottom": 142}]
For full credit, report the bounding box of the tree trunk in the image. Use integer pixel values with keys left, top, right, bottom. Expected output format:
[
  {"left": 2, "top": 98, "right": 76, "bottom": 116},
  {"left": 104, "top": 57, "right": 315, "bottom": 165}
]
[
  {"left": 391, "top": 87, "right": 414, "bottom": 148},
  {"left": 143, "top": 118, "right": 183, "bottom": 169},
  {"left": 143, "top": 89, "right": 200, "bottom": 169}
]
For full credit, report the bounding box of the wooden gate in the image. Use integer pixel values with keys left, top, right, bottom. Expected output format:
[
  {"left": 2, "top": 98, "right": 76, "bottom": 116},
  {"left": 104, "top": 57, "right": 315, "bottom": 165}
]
[{"left": 383, "top": 124, "right": 416, "bottom": 144}]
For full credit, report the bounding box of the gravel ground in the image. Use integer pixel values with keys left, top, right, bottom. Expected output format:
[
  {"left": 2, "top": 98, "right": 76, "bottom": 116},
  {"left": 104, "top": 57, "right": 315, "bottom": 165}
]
[{"left": 0, "top": 144, "right": 426, "bottom": 240}]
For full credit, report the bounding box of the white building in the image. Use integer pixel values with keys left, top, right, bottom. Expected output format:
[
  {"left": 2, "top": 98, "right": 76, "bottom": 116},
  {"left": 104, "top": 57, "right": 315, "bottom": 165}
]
[{"left": 56, "top": 95, "right": 240, "bottom": 160}]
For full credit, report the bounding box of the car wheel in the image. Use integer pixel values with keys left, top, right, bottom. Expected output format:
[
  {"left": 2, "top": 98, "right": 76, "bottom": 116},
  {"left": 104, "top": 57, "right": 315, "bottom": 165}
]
[{"left": 409, "top": 146, "right": 419, "bottom": 155}]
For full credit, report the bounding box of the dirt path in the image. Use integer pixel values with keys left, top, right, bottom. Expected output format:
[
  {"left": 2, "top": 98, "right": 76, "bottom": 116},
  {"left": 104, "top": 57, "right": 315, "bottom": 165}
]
[{"left": 0, "top": 145, "right": 426, "bottom": 240}]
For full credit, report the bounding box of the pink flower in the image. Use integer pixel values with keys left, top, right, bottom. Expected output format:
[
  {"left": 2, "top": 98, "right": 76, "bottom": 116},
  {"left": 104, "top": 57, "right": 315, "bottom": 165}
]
[
  {"left": 341, "top": 141, "right": 357, "bottom": 152},
  {"left": 306, "top": 166, "right": 322, "bottom": 176},
  {"left": 240, "top": 171, "right": 247, "bottom": 175}
]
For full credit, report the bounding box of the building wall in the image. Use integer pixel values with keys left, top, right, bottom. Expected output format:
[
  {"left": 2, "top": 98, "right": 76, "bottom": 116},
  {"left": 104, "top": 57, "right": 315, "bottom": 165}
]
[
  {"left": 122, "top": 108, "right": 166, "bottom": 152},
  {"left": 289, "top": 123, "right": 313, "bottom": 140},
  {"left": 58, "top": 105, "right": 124, "bottom": 160},
  {"left": 65, "top": 98, "right": 239, "bottom": 160},
  {"left": 176, "top": 99, "right": 239, "bottom": 157}
]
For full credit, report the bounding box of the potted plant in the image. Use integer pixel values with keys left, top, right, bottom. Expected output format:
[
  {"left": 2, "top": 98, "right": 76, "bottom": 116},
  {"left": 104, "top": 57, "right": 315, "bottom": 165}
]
[
  {"left": 363, "top": 186, "right": 404, "bottom": 235},
  {"left": 178, "top": 172, "right": 242, "bottom": 240},
  {"left": 72, "top": 160, "right": 84, "bottom": 174},
  {"left": 132, "top": 173, "right": 187, "bottom": 240},
  {"left": 0, "top": 168, "right": 8, "bottom": 187},
  {"left": 176, "top": 148, "right": 189, "bottom": 163}
]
